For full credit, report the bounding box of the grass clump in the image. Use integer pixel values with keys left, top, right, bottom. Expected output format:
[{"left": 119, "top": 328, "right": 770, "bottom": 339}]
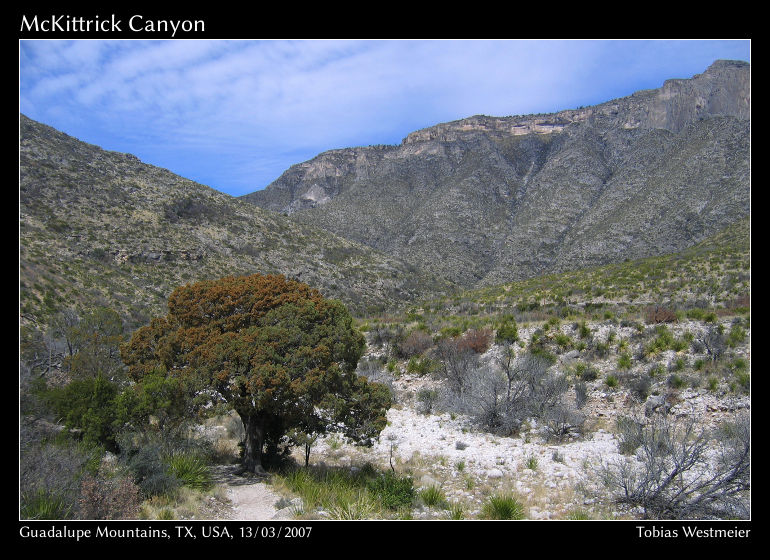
[
  {"left": 278, "top": 464, "right": 415, "bottom": 519},
  {"left": 480, "top": 493, "right": 526, "bottom": 520},
  {"left": 165, "top": 451, "right": 212, "bottom": 490},
  {"left": 419, "top": 485, "right": 448, "bottom": 509}
]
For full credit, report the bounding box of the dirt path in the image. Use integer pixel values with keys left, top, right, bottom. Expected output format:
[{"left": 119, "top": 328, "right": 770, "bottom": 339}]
[{"left": 210, "top": 465, "right": 286, "bottom": 520}]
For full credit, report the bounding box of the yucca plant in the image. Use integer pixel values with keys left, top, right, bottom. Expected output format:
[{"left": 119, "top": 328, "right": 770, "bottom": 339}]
[
  {"left": 419, "top": 485, "right": 447, "bottom": 509},
  {"left": 165, "top": 451, "right": 212, "bottom": 490},
  {"left": 20, "top": 489, "right": 73, "bottom": 520},
  {"left": 481, "top": 493, "right": 526, "bottom": 520}
]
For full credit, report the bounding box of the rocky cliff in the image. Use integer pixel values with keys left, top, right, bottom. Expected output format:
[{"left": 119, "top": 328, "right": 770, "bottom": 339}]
[{"left": 241, "top": 60, "right": 750, "bottom": 287}]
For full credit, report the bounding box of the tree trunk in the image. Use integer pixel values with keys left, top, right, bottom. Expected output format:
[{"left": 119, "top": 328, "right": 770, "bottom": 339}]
[{"left": 239, "top": 411, "right": 267, "bottom": 475}]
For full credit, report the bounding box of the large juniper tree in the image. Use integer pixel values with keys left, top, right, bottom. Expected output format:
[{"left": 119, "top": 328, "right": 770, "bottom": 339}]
[{"left": 121, "top": 274, "right": 390, "bottom": 473}]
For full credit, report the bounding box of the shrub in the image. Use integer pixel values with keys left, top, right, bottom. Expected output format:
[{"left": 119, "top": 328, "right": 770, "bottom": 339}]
[
  {"left": 617, "top": 352, "right": 632, "bottom": 370},
  {"left": 495, "top": 318, "right": 519, "bottom": 344},
  {"left": 398, "top": 330, "right": 434, "bottom": 358},
  {"left": 416, "top": 388, "right": 439, "bottom": 414},
  {"left": 366, "top": 471, "right": 415, "bottom": 511},
  {"left": 599, "top": 413, "right": 750, "bottom": 519},
  {"left": 20, "top": 488, "right": 73, "bottom": 520},
  {"left": 419, "top": 485, "right": 447, "bottom": 508},
  {"left": 645, "top": 306, "right": 677, "bottom": 324},
  {"left": 165, "top": 451, "right": 212, "bottom": 490},
  {"left": 481, "top": 494, "right": 526, "bottom": 520},
  {"left": 407, "top": 356, "right": 437, "bottom": 375},
  {"left": 78, "top": 474, "right": 141, "bottom": 519},
  {"left": 457, "top": 328, "right": 493, "bottom": 354},
  {"left": 605, "top": 375, "right": 619, "bottom": 389}
]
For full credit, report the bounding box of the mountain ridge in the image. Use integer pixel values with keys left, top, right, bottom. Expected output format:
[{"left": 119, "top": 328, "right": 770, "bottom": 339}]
[
  {"left": 241, "top": 60, "right": 750, "bottom": 288},
  {"left": 19, "top": 114, "right": 454, "bottom": 325}
]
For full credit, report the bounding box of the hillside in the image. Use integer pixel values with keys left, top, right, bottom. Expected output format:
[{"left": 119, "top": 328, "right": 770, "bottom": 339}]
[
  {"left": 19, "top": 115, "right": 453, "bottom": 327},
  {"left": 242, "top": 60, "right": 750, "bottom": 288}
]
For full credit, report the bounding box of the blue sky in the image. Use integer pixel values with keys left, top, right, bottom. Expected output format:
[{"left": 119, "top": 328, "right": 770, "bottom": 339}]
[{"left": 19, "top": 39, "right": 750, "bottom": 197}]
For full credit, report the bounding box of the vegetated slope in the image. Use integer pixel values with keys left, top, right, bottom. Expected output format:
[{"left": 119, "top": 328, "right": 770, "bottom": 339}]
[
  {"left": 242, "top": 60, "right": 750, "bottom": 288},
  {"left": 409, "top": 217, "right": 750, "bottom": 329},
  {"left": 19, "top": 114, "right": 453, "bottom": 327}
]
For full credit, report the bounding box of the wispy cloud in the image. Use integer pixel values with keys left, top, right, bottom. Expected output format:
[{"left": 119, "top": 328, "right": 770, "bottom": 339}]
[{"left": 19, "top": 39, "right": 750, "bottom": 196}]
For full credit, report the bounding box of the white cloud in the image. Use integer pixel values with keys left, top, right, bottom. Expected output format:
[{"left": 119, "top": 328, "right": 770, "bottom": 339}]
[{"left": 19, "top": 39, "right": 750, "bottom": 195}]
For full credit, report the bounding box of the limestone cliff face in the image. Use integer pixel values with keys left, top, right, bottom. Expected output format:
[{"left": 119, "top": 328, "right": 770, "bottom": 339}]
[{"left": 241, "top": 60, "right": 750, "bottom": 288}]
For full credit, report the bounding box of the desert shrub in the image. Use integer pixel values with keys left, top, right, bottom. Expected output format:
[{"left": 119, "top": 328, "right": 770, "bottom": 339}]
[
  {"left": 667, "top": 374, "right": 685, "bottom": 389},
  {"left": 41, "top": 373, "right": 120, "bottom": 450},
  {"left": 617, "top": 352, "right": 632, "bottom": 370},
  {"left": 366, "top": 471, "right": 415, "bottom": 511},
  {"left": 605, "top": 374, "right": 619, "bottom": 389},
  {"left": 435, "top": 337, "right": 479, "bottom": 396},
  {"left": 398, "top": 330, "right": 434, "bottom": 358},
  {"left": 544, "top": 404, "right": 585, "bottom": 442},
  {"left": 457, "top": 328, "right": 493, "bottom": 354},
  {"left": 727, "top": 324, "right": 747, "bottom": 348},
  {"left": 419, "top": 485, "right": 447, "bottom": 508},
  {"left": 629, "top": 374, "right": 652, "bottom": 402},
  {"left": 78, "top": 474, "right": 141, "bottom": 519},
  {"left": 481, "top": 494, "right": 526, "bottom": 520},
  {"left": 615, "top": 416, "right": 645, "bottom": 455},
  {"left": 165, "top": 451, "right": 212, "bottom": 490},
  {"left": 554, "top": 333, "right": 573, "bottom": 350},
  {"left": 416, "top": 388, "right": 440, "bottom": 414},
  {"left": 574, "top": 362, "right": 598, "bottom": 382},
  {"left": 20, "top": 488, "right": 74, "bottom": 520},
  {"left": 20, "top": 434, "right": 103, "bottom": 519},
  {"left": 577, "top": 321, "right": 591, "bottom": 339},
  {"left": 495, "top": 317, "right": 519, "bottom": 344},
  {"left": 574, "top": 381, "right": 588, "bottom": 409},
  {"left": 407, "top": 356, "right": 437, "bottom": 375},
  {"left": 599, "top": 413, "right": 750, "bottom": 519},
  {"left": 645, "top": 306, "right": 677, "bottom": 324}
]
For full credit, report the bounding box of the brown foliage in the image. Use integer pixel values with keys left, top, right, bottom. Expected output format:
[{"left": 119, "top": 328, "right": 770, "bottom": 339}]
[
  {"left": 644, "top": 306, "right": 677, "bottom": 324},
  {"left": 79, "top": 475, "right": 141, "bottom": 520},
  {"left": 457, "top": 328, "right": 493, "bottom": 354},
  {"left": 398, "top": 330, "right": 433, "bottom": 357}
]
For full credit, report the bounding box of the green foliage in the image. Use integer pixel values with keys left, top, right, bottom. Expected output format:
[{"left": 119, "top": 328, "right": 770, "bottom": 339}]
[
  {"left": 481, "top": 493, "right": 526, "bottom": 520},
  {"left": 617, "top": 352, "right": 632, "bottom": 370},
  {"left": 113, "top": 371, "right": 191, "bottom": 432},
  {"left": 366, "top": 471, "right": 416, "bottom": 511},
  {"left": 495, "top": 317, "right": 519, "bottom": 344},
  {"left": 407, "top": 356, "right": 437, "bottom": 375},
  {"left": 280, "top": 464, "right": 414, "bottom": 518},
  {"left": 165, "top": 452, "right": 212, "bottom": 490},
  {"left": 419, "top": 485, "right": 447, "bottom": 508},
  {"left": 121, "top": 274, "right": 390, "bottom": 472},
  {"left": 41, "top": 374, "right": 120, "bottom": 450},
  {"left": 20, "top": 488, "right": 73, "bottom": 520}
]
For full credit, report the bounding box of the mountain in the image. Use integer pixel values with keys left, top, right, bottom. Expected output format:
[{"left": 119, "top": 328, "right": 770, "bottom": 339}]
[
  {"left": 241, "top": 60, "right": 750, "bottom": 288},
  {"left": 19, "top": 115, "right": 453, "bottom": 326}
]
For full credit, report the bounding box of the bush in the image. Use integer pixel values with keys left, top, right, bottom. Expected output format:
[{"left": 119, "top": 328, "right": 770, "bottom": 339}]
[
  {"left": 419, "top": 485, "right": 447, "bottom": 508},
  {"left": 457, "top": 328, "right": 493, "bottom": 354},
  {"left": 20, "top": 488, "right": 73, "bottom": 520},
  {"left": 78, "top": 474, "right": 141, "bottom": 519},
  {"left": 398, "top": 330, "right": 434, "bottom": 358},
  {"left": 645, "top": 306, "right": 677, "bottom": 324},
  {"left": 366, "top": 471, "right": 415, "bottom": 511},
  {"left": 41, "top": 374, "right": 120, "bottom": 450},
  {"left": 495, "top": 318, "right": 519, "bottom": 344},
  {"left": 416, "top": 388, "right": 439, "bottom": 414},
  {"left": 599, "top": 413, "right": 750, "bottom": 519},
  {"left": 481, "top": 494, "right": 526, "bottom": 520},
  {"left": 165, "top": 451, "right": 212, "bottom": 490}
]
